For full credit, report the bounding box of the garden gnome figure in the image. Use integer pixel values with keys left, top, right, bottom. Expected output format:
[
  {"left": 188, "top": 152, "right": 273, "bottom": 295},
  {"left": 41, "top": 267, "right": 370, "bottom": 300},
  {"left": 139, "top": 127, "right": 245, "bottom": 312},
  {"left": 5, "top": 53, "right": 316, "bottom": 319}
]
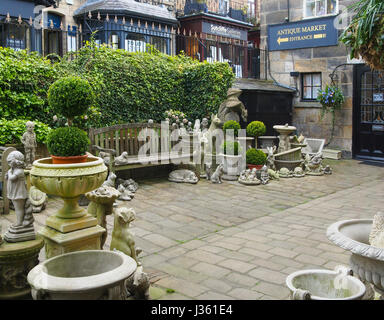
[
  {"left": 4, "top": 151, "right": 35, "bottom": 242},
  {"left": 21, "top": 121, "right": 37, "bottom": 169}
]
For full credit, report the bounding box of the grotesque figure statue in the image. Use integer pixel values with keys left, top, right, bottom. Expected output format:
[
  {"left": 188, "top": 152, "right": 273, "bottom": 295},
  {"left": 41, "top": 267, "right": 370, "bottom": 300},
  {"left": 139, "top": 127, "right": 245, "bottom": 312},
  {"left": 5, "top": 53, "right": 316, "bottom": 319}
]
[
  {"left": 114, "top": 152, "right": 130, "bottom": 166},
  {"left": 110, "top": 207, "right": 141, "bottom": 264},
  {"left": 168, "top": 169, "right": 199, "bottom": 184},
  {"left": 217, "top": 88, "right": 248, "bottom": 123},
  {"left": 210, "top": 163, "right": 224, "bottom": 184},
  {"left": 99, "top": 151, "right": 111, "bottom": 166},
  {"left": 125, "top": 265, "right": 150, "bottom": 300},
  {"left": 117, "top": 184, "right": 134, "bottom": 201},
  {"left": 4, "top": 151, "right": 35, "bottom": 242},
  {"left": 21, "top": 121, "right": 37, "bottom": 169},
  {"left": 102, "top": 172, "right": 117, "bottom": 188},
  {"left": 29, "top": 185, "right": 48, "bottom": 213}
]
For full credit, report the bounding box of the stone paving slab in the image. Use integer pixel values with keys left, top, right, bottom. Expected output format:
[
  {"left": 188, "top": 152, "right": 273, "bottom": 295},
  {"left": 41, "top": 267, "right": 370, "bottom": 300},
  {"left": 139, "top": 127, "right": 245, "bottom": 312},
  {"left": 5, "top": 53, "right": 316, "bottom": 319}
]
[{"left": 2, "top": 159, "right": 384, "bottom": 300}]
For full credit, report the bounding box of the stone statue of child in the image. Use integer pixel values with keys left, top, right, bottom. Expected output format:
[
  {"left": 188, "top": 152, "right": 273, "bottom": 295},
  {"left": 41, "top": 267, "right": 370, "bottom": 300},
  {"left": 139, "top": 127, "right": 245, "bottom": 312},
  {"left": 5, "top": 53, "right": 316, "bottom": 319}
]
[{"left": 21, "top": 121, "right": 37, "bottom": 169}]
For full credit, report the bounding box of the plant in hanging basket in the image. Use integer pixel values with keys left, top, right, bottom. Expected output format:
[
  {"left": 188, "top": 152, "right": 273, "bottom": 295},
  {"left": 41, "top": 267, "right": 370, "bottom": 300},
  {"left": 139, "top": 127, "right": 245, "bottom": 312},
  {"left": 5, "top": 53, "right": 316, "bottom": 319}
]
[
  {"left": 46, "top": 76, "right": 94, "bottom": 163},
  {"left": 339, "top": 0, "right": 384, "bottom": 71}
]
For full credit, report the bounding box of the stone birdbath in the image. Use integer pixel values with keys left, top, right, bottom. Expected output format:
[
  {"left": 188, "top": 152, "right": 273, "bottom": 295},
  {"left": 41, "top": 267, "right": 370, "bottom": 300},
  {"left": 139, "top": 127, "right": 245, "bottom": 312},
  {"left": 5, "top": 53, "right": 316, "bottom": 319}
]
[
  {"left": 86, "top": 186, "right": 121, "bottom": 248},
  {"left": 327, "top": 219, "right": 384, "bottom": 299},
  {"left": 27, "top": 250, "right": 137, "bottom": 300},
  {"left": 273, "top": 124, "right": 297, "bottom": 153},
  {"left": 286, "top": 268, "right": 366, "bottom": 300}
]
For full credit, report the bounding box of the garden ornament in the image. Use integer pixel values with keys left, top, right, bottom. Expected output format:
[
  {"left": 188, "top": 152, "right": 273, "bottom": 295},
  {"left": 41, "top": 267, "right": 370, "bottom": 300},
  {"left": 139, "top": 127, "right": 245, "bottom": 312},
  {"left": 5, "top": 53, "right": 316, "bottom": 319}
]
[
  {"left": 117, "top": 184, "right": 134, "bottom": 201},
  {"left": 110, "top": 207, "right": 141, "bottom": 265},
  {"left": 4, "top": 151, "right": 35, "bottom": 242},
  {"left": 21, "top": 121, "right": 37, "bottom": 169},
  {"left": 210, "top": 163, "right": 224, "bottom": 184},
  {"left": 205, "top": 163, "right": 212, "bottom": 180},
  {"left": 278, "top": 167, "right": 293, "bottom": 178},
  {"left": 369, "top": 212, "right": 384, "bottom": 248},
  {"left": 99, "top": 151, "right": 111, "bottom": 166},
  {"left": 201, "top": 118, "right": 209, "bottom": 133},
  {"left": 266, "top": 146, "right": 276, "bottom": 171},
  {"left": 168, "top": 169, "right": 199, "bottom": 184},
  {"left": 217, "top": 88, "right": 248, "bottom": 123},
  {"left": 102, "top": 172, "right": 117, "bottom": 188},
  {"left": 238, "top": 168, "right": 261, "bottom": 185},
  {"left": 114, "top": 151, "right": 130, "bottom": 166},
  {"left": 29, "top": 185, "right": 48, "bottom": 213},
  {"left": 323, "top": 165, "right": 333, "bottom": 175},
  {"left": 125, "top": 265, "right": 150, "bottom": 300},
  {"left": 293, "top": 167, "right": 305, "bottom": 178},
  {"left": 304, "top": 152, "right": 324, "bottom": 175},
  {"left": 260, "top": 165, "right": 269, "bottom": 185},
  {"left": 193, "top": 119, "right": 201, "bottom": 133},
  {"left": 117, "top": 178, "right": 139, "bottom": 193},
  {"left": 268, "top": 169, "right": 279, "bottom": 180}
]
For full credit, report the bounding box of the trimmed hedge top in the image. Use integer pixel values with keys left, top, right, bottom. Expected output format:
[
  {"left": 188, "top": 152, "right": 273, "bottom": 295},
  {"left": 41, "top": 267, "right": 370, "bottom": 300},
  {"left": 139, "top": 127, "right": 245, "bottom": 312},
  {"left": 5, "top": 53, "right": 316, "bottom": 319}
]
[
  {"left": 46, "top": 127, "right": 90, "bottom": 157},
  {"left": 246, "top": 148, "right": 266, "bottom": 165},
  {"left": 246, "top": 121, "right": 266, "bottom": 138},
  {"left": 223, "top": 120, "right": 241, "bottom": 137},
  {"left": 222, "top": 141, "right": 242, "bottom": 156}
]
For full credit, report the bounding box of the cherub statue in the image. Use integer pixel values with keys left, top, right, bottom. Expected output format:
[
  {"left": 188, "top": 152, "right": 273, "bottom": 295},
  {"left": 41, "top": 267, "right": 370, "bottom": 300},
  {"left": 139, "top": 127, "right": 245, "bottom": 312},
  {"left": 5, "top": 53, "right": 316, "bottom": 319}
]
[
  {"left": 201, "top": 118, "right": 209, "bottom": 134},
  {"left": 4, "top": 151, "right": 35, "bottom": 242},
  {"left": 114, "top": 152, "right": 130, "bottom": 166},
  {"left": 260, "top": 165, "right": 269, "bottom": 185},
  {"left": 21, "top": 121, "right": 37, "bottom": 169},
  {"left": 210, "top": 163, "right": 224, "bottom": 184}
]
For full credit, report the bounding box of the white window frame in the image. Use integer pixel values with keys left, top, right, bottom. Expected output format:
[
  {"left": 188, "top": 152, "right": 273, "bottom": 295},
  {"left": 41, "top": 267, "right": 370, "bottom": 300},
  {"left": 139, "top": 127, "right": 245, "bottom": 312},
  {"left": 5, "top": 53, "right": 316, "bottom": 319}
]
[{"left": 303, "top": 0, "right": 339, "bottom": 19}]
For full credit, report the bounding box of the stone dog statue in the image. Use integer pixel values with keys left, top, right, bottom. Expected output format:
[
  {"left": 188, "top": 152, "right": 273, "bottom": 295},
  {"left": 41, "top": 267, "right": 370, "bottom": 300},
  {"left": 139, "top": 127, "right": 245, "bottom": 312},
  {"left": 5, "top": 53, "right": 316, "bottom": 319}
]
[
  {"left": 110, "top": 207, "right": 141, "bottom": 265},
  {"left": 125, "top": 265, "right": 150, "bottom": 300},
  {"left": 210, "top": 163, "right": 224, "bottom": 184}
]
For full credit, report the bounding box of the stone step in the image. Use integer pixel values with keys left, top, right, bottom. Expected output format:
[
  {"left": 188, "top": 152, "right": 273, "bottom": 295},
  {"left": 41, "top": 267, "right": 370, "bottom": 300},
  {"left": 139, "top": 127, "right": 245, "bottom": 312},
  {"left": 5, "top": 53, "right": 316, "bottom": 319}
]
[{"left": 323, "top": 148, "right": 342, "bottom": 160}]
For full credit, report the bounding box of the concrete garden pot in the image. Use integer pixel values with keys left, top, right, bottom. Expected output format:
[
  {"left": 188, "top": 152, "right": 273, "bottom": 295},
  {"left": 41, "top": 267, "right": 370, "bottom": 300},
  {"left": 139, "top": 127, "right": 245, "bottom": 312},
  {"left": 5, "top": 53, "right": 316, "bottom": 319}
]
[
  {"left": 222, "top": 154, "right": 242, "bottom": 180},
  {"left": 27, "top": 250, "right": 137, "bottom": 300},
  {"left": 236, "top": 137, "right": 254, "bottom": 150},
  {"left": 327, "top": 219, "right": 384, "bottom": 298},
  {"left": 30, "top": 156, "right": 108, "bottom": 219},
  {"left": 286, "top": 269, "right": 366, "bottom": 300}
]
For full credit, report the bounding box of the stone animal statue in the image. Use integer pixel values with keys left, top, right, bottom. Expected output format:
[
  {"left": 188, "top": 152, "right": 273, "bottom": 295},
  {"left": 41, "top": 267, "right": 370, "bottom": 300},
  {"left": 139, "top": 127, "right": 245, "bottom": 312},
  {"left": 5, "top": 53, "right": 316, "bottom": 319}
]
[
  {"left": 369, "top": 212, "right": 384, "bottom": 248},
  {"left": 99, "top": 151, "right": 111, "bottom": 166},
  {"left": 217, "top": 88, "right": 248, "bottom": 123},
  {"left": 117, "top": 184, "right": 134, "bottom": 201},
  {"left": 304, "top": 152, "right": 324, "bottom": 175},
  {"left": 114, "top": 151, "right": 130, "bottom": 166},
  {"left": 259, "top": 165, "right": 269, "bottom": 185},
  {"left": 268, "top": 169, "right": 279, "bottom": 180},
  {"left": 110, "top": 207, "right": 141, "bottom": 264},
  {"left": 266, "top": 146, "right": 276, "bottom": 170},
  {"left": 125, "top": 265, "right": 150, "bottom": 300},
  {"left": 210, "top": 163, "right": 224, "bottom": 184},
  {"left": 102, "top": 172, "right": 117, "bottom": 188},
  {"left": 168, "top": 169, "right": 199, "bottom": 184},
  {"left": 117, "top": 178, "right": 139, "bottom": 193},
  {"left": 205, "top": 163, "right": 212, "bottom": 180}
]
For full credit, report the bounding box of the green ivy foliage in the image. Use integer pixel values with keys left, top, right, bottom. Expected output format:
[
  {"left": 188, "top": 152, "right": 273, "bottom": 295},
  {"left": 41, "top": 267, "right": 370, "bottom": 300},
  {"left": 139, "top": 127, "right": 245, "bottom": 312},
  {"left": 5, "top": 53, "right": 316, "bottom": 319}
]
[
  {"left": 0, "top": 119, "right": 52, "bottom": 145},
  {"left": 246, "top": 148, "right": 266, "bottom": 165},
  {"left": 46, "top": 127, "right": 90, "bottom": 156},
  {"left": 48, "top": 76, "right": 94, "bottom": 121},
  {"left": 0, "top": 47, "right": 58, "bottom": 124}
]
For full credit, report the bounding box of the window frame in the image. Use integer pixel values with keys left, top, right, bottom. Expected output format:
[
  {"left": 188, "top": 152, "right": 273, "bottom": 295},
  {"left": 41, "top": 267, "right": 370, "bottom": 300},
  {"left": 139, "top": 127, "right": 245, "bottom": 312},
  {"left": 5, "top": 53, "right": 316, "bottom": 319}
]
[
  {"left": 301, "top": 72, "right": 322, "bottom": 101},
  {"left": 302, "top": 0, "right": 339, "bottom": 19}
]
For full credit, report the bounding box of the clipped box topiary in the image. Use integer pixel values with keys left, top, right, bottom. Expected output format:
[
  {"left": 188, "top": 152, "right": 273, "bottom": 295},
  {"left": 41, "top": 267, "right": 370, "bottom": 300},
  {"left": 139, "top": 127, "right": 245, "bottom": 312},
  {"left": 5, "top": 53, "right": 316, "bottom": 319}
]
[
  {"left": 246, "top": 121, "right": 266, "bottom": 148},
  {"left": 222, "top": 141, "right": 241, "bottom": 156},
  {"left": 223, "top": 120, "right": 241, "bottom": 137},
  {"left": 246, "top": 148, "right": 266, "bottom": 170}
]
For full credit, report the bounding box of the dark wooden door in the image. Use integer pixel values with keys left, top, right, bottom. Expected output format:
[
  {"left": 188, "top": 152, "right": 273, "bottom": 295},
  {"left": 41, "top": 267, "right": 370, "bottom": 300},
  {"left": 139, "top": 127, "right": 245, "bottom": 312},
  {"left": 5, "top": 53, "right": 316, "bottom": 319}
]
[{"left": 353, "top": 65, "right": 384, "bottom": 160}]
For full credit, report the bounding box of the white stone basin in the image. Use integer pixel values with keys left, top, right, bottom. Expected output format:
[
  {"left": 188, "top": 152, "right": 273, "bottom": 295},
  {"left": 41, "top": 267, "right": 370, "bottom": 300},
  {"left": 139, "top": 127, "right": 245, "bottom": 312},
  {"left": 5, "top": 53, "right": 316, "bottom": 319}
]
[
  {"left": 327, "top": 219, "right": 384, "bottom": 293},
  {"left": 273, "top": 124, "right": 296, "bottom": 135},
  {"left": 286, "top": 269, "right": 366, "bottom": 300},
  {"left": 28, "top": 250, "right": 137, "bottom": 300}
]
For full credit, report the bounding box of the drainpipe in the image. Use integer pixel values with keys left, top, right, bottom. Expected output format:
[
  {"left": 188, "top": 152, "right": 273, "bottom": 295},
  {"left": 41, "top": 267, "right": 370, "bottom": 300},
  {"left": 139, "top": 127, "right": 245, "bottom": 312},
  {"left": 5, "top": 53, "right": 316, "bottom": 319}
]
[{"left": 286, "top": 0, "right": 290, "bottom": 22}]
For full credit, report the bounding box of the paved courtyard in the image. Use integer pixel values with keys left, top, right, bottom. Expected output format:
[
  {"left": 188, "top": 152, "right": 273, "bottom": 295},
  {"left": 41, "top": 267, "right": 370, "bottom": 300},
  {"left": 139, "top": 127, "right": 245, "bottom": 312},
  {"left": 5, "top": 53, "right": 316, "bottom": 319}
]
[{"left": 2, "top": 158, "right": 384, "bottom": 299}]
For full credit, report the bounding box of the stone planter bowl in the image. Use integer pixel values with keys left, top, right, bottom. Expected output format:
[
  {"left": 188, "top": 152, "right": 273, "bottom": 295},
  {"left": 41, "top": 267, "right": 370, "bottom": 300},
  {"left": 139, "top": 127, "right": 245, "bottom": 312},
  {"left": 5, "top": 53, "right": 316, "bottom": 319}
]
[
  {"left": 27, "top": 250, "right": 137, "bottom": 300},
  {"left": 286, "top": 269, "right": 366, "bottom": 300},
  {"left": 327, "top": 219, "right": 384, "bottom": 295},
  {"left": 274, "top": 159, "right": 303, "bottom": 171},
  {"left": 30, "top": 156, "right": 107, "bottom": 219}
]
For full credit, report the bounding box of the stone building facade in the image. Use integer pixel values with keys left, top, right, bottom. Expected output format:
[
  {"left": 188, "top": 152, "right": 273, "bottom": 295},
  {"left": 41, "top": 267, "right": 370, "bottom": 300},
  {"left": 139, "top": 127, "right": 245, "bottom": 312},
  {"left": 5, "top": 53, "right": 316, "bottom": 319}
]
[{"left": 260, "top": 0, "right": 359, "bottom": 155}]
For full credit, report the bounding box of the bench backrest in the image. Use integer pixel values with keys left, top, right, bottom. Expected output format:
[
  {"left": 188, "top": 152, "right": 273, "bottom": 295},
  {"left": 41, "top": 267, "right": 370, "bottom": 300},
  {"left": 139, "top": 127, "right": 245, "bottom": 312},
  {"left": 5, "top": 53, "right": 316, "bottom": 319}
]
[
  {"left": 0, "top": 146, "right": 16, "bottom": 214},
  {"left": 89, "top": 123, "right": 174, "bottom": 156}
]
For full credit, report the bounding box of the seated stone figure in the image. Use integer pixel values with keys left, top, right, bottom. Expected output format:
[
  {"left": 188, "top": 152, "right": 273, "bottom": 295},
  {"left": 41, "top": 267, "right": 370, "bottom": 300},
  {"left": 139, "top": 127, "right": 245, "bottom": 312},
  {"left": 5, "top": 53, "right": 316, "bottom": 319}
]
[
  {"left": 238, "top": 168, "right": 261, "bottom": 185},
  {"left": 210, "top": 163, "right": 224, "bottom": 184},
  {"left": 168, "top": 169, "right": 199, "bottom": 184},
  {"left": 114, "top": 151, "right": 130, "bottom": 166}
]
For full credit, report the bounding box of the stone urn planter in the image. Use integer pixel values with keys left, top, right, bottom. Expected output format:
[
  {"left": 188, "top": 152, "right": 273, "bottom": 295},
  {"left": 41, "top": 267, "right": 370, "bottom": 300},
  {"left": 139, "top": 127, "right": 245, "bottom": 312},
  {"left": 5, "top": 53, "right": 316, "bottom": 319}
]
[
  {"left": 222, "top": 154, "right": 242, "bottom": 180},
  {"left": 273, "top": 124, "right": 296, "bottom": 153},
  {"left": 286, "top": 269, "right": 366, "bottom": 300},
  {"left": 258, "top": 136, "right": 278, "bottom": 149},
  {"left": 30, "top": 156, "right": 108, "bottom": 219},
  {"left": 327, "top": 219, "right": 384, "bottom": 298},
  {"left": 27, "top": 250, "right": 137, "bottom": 300}
]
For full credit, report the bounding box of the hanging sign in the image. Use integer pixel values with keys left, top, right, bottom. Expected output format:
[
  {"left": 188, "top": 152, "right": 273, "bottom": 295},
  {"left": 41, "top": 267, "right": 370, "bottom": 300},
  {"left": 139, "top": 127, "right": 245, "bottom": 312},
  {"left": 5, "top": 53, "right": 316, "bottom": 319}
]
[
  {"left": 267, "top": 16, "right": 338, "bottom": 51},
  {"left": 202, "top": 22, "right": 248, "bottom": 41}
]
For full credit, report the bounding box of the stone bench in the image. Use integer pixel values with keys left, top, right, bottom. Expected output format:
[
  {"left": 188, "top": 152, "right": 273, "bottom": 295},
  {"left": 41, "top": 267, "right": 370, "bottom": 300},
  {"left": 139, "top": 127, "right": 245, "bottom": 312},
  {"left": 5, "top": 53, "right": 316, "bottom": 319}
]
[{"left": 0, "top": 146, "right": 16, "bottom": 214}]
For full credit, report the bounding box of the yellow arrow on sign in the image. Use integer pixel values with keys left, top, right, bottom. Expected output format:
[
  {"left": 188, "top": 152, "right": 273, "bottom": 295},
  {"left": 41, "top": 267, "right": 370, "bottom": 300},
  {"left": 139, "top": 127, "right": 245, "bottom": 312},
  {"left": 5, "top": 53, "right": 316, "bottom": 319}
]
[{"left": 277, "top": 37, "right": 289, "bottom": 45}]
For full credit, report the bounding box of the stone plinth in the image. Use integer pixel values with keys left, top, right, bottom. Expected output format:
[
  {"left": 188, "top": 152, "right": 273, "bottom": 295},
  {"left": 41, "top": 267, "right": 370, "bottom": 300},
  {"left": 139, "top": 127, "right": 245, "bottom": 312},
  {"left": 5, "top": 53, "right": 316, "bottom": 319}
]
[{"left": 0, "top": 238, "right": 44, "bottom": 299}]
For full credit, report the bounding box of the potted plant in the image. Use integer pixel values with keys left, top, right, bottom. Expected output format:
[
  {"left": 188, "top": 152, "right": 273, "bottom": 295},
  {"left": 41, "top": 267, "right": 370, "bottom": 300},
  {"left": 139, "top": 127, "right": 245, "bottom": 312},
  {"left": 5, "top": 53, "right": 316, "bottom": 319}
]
[
  {"left": 46, "top": 76, "right": 94, "bottom": 164},
  {"left": 317, "top": 84, "right": 345, "bottom": 146},
  {"left": 223, "top": 120, "right": 241, "bottom": 138},
  {"left": 246, "top": 148, "right": 266, "bottom": 170},
  {"left": 221, "top": 141, "right": 243, "bottom": 180},
  {"left": 246, "top": 121, "right": 266, "bottom": 148}
]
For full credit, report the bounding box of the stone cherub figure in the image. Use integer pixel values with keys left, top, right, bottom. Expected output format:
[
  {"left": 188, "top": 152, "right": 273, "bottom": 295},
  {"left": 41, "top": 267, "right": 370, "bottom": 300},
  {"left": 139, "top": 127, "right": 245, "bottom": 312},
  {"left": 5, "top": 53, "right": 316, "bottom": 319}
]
[
  {"left": 4, "top": 151, "right": 35, "bottom": 242},
  {"left": 21, "top": 121, "right": 37, "bottom": 169},
  {"left": 110, "top": 207, "right": 141, "bottom": 265}
]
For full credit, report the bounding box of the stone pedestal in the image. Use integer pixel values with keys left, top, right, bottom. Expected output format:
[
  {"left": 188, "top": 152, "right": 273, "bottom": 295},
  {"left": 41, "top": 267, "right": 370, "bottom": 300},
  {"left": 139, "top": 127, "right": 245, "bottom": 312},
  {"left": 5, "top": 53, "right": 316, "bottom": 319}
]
[
  {"left": 0, "top": 238, "right": 44, "bottom": 299},
  {"left": 39, "top": 214, "right": 105, "bottom": 259}
]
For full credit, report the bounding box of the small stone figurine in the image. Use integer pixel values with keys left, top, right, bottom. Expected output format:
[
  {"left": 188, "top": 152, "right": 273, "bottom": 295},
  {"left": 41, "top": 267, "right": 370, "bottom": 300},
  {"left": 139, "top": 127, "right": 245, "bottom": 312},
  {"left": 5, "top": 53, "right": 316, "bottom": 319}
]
[
  {"left": 210, "top": 163, "right": 224, "bottom": 184},
  {"left": 4, "top": 151, "right": 35, "bottom": 242},
  {"left": 259, "top": 165, "right": 269, "bottom": 185},
  {"left": 21, "top": 121, "right": 37, "bottom": 169}
]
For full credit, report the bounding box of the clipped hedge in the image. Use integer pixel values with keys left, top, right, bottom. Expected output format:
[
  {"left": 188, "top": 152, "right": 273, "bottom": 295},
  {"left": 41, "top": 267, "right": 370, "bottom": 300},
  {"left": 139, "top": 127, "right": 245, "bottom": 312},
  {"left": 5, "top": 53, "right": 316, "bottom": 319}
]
[
  {"left": 46, "top": 126, "right": 90, "bottom": 156},
  {"left": 0, "top": 119, "right": 52, "bottom": 145},
  {"left": 0, "top": 47, "right": 58, "bottom": 124}
]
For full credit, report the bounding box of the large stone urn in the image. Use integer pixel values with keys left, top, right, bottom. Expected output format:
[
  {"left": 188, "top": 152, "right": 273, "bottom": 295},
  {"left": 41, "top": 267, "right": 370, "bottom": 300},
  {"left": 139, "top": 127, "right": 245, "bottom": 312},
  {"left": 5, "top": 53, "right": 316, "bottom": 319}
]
[
  {"left": 286, "top": 268, "right": 366, "bottom": 300},
  {"left": 327, "top": 219, "right": 384, "bottom": 299},
  {"left": 30, "top": 157, "right": 108, "bottom": 258},
  {"left": 222, "top": 154, "right": 243, "bottom": 181},
  {"left": 28, "top": 250, "right": 137, "bottom": 300}
]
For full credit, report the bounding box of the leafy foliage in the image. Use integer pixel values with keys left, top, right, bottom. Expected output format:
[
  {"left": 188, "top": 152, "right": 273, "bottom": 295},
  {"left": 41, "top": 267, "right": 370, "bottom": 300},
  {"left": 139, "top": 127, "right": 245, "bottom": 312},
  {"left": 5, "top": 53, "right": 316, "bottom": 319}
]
[
  {"left": 246, "top": 148, "right": 266, "bottom": 165},
  {"left": 223, "top": 120, "right": 241, "bottom": 137},
  {"left": 48, "top": 76, "right": 94, "bottom": 122},
  {"left": 46, "top": 127, "right": 90, "bottom": 156},
  {"left": 0, "top": 119, "right": 51, "bottom": 145},
  {"left": 317, "top": 84, "right": 345, "bottom": 117},
  {"left": 340, "top": 0, "right": 384, "bottom": 70},
  {"left": 0, "top": 47, "right": 58, "bottom": 124},
  {"left": 164, "top": 109, "right": 189, "bottom": 125},
  {"left": 222, "top": 141, "right": 241, "bottom": 155},
  {"left": 246, "top": 121, "right": 266, "bottom": 138}
]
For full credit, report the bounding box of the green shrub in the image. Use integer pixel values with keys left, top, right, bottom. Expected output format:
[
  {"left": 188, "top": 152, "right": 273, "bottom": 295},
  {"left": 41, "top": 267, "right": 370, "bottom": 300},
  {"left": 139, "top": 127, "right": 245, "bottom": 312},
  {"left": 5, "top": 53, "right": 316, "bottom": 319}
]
[
  {"left": 222, "top": 141, "right": 241, "bottom": 155},
  {"left": 0, "top": 47, "right": 58, "bottom": 124},
  {"left": 48, "top": 76, "right": 94, "bottom": 123},
  {"left": 46, "top": 127, "right": 90, "bottom": 156},
  {"left": 0, "top": 119, "right": 51, "bottom": 145},
  {"left": 223, "top": 120, "right": 241, "bottom": 137},
  {"left": 246, "top": 121, "right": 266, "bottom": 138},
  {"left": 246, "top": 148, "right": 266, "bottom": 165}
]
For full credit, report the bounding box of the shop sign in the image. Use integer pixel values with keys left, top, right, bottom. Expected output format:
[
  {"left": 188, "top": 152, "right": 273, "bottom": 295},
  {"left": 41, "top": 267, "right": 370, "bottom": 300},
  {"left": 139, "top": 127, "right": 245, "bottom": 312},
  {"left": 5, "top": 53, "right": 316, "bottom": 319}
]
[
  {"left": 202, "top": 22, "right": 247, "bottom": 41},
  {"left": 268, "top": 16, "right": 338, "bottom": 51}
]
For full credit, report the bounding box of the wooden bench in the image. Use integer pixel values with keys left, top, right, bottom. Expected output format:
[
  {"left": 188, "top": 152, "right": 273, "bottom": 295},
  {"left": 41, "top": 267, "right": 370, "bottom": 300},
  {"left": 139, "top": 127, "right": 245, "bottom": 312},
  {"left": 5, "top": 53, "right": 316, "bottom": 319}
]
[
  {"left": 89, "top": 123, "right": 192, "bottom": 173},
  {"left": 0, "top": 146, "right": 16, "bottom": 215}
]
